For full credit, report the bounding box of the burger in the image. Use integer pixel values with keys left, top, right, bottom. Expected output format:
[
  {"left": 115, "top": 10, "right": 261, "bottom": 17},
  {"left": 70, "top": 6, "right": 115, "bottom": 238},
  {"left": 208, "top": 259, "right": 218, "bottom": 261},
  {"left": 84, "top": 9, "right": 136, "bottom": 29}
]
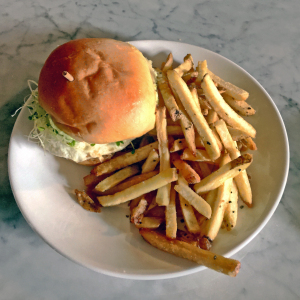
[{"left": 27, "top": 38, "right": 157, "bottom": 165}]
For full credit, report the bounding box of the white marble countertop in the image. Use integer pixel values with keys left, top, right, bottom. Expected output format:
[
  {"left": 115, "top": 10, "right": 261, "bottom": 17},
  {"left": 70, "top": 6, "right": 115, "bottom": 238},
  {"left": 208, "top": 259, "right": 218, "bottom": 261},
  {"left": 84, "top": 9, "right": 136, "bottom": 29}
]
[{"left": 1, "top": 0, "right": 299, "bottom": 299}]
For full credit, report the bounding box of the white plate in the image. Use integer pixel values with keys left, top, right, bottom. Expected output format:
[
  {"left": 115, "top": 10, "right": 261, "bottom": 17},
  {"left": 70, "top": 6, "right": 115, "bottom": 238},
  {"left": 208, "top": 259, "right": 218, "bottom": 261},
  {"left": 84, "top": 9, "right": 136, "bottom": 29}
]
[{"left": 8, "top": 40, "right": 289, "bottom": 280}]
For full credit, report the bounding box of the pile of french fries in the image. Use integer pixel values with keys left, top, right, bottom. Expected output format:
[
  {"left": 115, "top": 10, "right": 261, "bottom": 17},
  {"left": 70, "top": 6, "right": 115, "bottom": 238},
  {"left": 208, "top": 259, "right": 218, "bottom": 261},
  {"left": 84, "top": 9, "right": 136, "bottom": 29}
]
[{"left": 75, "top": 52, "right": 258, "bottom": 277}]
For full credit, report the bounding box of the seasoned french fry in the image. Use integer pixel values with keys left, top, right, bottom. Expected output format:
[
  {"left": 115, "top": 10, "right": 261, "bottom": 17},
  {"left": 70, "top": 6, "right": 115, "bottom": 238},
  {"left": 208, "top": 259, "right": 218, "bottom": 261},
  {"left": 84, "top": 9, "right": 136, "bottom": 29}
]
[
  {"left": 180, "top": 148, "right": 211, "bottom": 162},
  {"left": 242, "top": 137, "right": 257, "bottom": 151},
  {"left": 210, "top": 125, "right": 223, "bottom": 151},
  {"left": 170, "top": 138, "right": 188, "bottom": 153},
  {"left": 222, "top": 94, "right": 255, "bottom": 116},
  {"left": 202, "top": 74, "right": 256, "bottom": 138},
  {"left": 214, "top": 119, "right": 252, "bottom": 206},
  {"left": 135, "top": 217, "right": 163, "bottom": 229},
  {"left": 175, "top": 175, "right": 211, "bottom": 219},
  {"left": 195, "top": 60, "right": 208, "bottom": 83},
  {"left": 182, "top": 71, "right": 198, "bottom": 83},
  {"left": 95, "top": 164, "right": 140, "bottom": 192},
  {"left": 227, "top": 127, "right": 250, "bottom": 141},
  {"left": 190, "top": 86, "right": 201, "bottom": 111},
  {"left": 147, "top": 196, "right": 157, "bottom": 212},
  {"left": 162, "top": 52, "right": 173, "bottom": 72},
  {"left": 156, "top": 70, "right": 182, "bottom": 121},
  {"left": 156, "top": 106, "right": 171, "bottom": 206},
  {"left": 91, "top": 142, "right": 159, "bottom": 176},
  {"left": 75, "top": 190, "right": 101, "bottom": 213},
  {"left": 84, "top": 173, "right": 109, "bottom": 187},
  {"left": 207, "top": 70, "right": 249, "bottom": 101},
  {"left": 197, "top": 162, "right": 212, "bottom": 178},
  {"left": 141, "top": 149, "right": 160, "bottom": 173},
  {"left": 167, "top": 70, "right": 221, "bottom": 161},
  {"left": 206, "top": 109, "right": 219, "bottom": 124},
  {"left": 98, "top": 168, "right": 178, "bottom": 207},
  {"left": 148, "top": 126, "right": 183, "bottom": 136},
  {"left": 171, "top": 152, "right": 200, "bottom": 184},
  {"left": 198, "top": 96, "right": 211, "bottom": 111},
  {"left": 170, "top": 87, "right": 197, "bottom": 155},
  {"left": 131, "top": 198, "right": 148, "bottom": 224},
  {"left": 165, "top": 184, "right": 177, "bottom": 239},
  {"left": 200, "top": 154, "right": 232, "bottom": 242},
  {"left": 194, "top": 153, "right": 253, "bottom": 194},
  {"left": 174, "top": 54, "right": 194, "bottom": 77},
  {"left": 156, "top": 107, "right": 170, "bottom": 171},
  {"left": 223, "top": 181, "right": 238, "bottom": 230},
  {"left": 94, "top": 170, "right": 159, "bottom": 196},
  {"left": 140, "top": 229, "right": 241, "bottom": 277},
  {"left": 198, "top": 188, "right": 218, "bottom": 229},
  {"left": 179, "top": 194, "right": 201, "bottom": 233},
  {"left": 130, "top": 195, "right": 144, "bottom": 212}
]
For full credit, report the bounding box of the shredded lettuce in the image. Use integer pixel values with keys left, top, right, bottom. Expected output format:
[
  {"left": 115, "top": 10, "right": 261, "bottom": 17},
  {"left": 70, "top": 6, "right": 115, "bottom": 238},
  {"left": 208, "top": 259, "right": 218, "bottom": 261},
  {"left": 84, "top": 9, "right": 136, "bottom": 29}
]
[{"left": 25, "top": 81, "right": 133, "bottom": 163}]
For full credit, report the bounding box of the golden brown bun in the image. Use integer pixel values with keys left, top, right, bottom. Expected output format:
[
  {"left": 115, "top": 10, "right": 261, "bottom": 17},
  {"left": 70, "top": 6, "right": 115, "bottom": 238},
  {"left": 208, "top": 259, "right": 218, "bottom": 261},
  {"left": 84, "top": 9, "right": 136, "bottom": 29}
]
[{"left": 38, "top": 38, "right": 157, "bottom": 144}]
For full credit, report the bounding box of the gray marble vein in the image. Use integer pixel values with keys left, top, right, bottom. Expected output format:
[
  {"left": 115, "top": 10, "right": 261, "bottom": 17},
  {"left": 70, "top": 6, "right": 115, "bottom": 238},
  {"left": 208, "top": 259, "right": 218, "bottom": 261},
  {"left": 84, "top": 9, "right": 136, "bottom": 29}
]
[{"left": 1, "top": 0, "right": 300, "bottom": 299}]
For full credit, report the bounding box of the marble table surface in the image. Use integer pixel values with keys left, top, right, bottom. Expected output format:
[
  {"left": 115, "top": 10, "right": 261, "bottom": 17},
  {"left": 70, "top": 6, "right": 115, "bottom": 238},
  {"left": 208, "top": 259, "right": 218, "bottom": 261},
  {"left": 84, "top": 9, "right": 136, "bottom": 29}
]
[{"left": 1, "top": 0, "right": 299, "bottom": 299}]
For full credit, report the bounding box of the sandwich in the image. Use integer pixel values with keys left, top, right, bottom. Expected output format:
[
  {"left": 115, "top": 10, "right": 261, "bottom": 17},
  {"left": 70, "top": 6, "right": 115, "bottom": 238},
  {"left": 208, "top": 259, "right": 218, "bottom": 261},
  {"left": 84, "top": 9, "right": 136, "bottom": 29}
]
[{"left": 27, "top": 38, "right": 157, "bottom": 165}]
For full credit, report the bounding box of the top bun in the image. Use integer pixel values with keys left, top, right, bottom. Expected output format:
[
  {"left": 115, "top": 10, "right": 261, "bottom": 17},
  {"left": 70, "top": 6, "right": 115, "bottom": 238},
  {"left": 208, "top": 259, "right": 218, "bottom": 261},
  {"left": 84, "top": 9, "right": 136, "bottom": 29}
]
[{"left": 38, "top": 38, "right": 157, "bottom": 144}]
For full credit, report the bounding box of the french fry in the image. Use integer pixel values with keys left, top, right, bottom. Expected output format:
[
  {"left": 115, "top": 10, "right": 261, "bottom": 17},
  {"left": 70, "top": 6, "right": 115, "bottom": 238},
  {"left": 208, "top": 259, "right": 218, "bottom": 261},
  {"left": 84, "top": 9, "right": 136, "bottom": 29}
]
[
  {"left": 75, "top": 190, "right": 101, "bottom": 213},
  {"left": 140, "top": 229, "right": 241, "bottom": 277},
  {"left": 165, "top": 184, "right": 177, "bottom": 239},
  {"left": 130, "top": 195, "right": 144, "bottom": 212},
  {"left": 179, "top": 194, "right": 201, "bottom": 233},
  {"left": 202, "top": 74, "right": 256, "bottom": 138},
  {"left": 182, "top": 71, "right": 198, "bottom": 83},
  {"left": 91, "top": 142, "right": 159, "bottom": 176},
  {"left": 200, "top": 154, "right": 232, "bottom": 242},
  {"left": 156, "top": 70, "right": 182, "bottom": 121},
  {"left": 206, "top": 109, "right": 219, "bottom": 124},
  {"left": 141, "top": 149, "right": 160, "bottom": 173},
  {"left": 197, "top": 162, "right": 212, "bottom": 178},
  {"left": 156, "top": 107, "right": 170, "bottom": 171},
  {"left": 189, "top": 161, "right": 204, "bottom": 178},
  {"left": 135, "top": 217, "right": 163, "bottom": 229},
  {"left": 180, "top": 148, "right": 211, "bottom": 162},
  {"left": 198, "top": 96, "right": 211, "bottom": 111},
  {"left": 242, "top": 137, "right": 257, "bottom": 151},
  {"left": 95, "top": 164, "right": 140, "bottom": 192},
  {"left": 156, "top": 106, "right": 171, "bottom": 206},
  {"left": 171, "top": 152, "right": 200, "bottom": 184},
  {"left": 131, "top": 198, "right": 148, "bottom": 224},
  {"left": 198, "top": 188, "right": 218, "bottom": 229},
  {"left": 97, "top": 168, "right": 178, "bottom": 207},
  {"left": 222, "top": 94, "right": 256, "bottom": 116},
  {"left": 207, "top": 70, "right": 249, "bottom": 101},
  {"left": 195, "top": 60, "right": 208, "bottom": 83},
  {"left": 190, "top": 86, "right": 201, "bottom": 111},
  {"left": 175, "top": 175, "right": 211, "bottom": 219},
  {"left": 83, "top": 173, "right": 110, "bottom": 187},
  {"left": 210, "top": 125, "right": 223, "bottom": 151},
  {"left": 167, "top": 70, "right": 221, "bottom": 161},
  {"left": 170, "top": 138, "right": 188, "bottom": 153},
  {"left": 94, "top": 170, "right": 159, "bottom": 196},
  {"left": 162, "top": 52, "right": 173, "bottom": 72},
  {"left": 148, "top": 126, "right": 183, "bottom": 136},
  {"left": 223, "top": 181, "right": 238, "bottom": 230},
  {"left": 227, "top": 127, "right": 250, "bottom": 141},
  {"left": 147, "top": 196, "right": 158, "bottom": 212},
  {"left": 194, "top": 153, "right": 253, "bottom": 194},
  {"left": 174, "top": 54, "right": 194, "bottom": 77},
  {"left": 214, "top": 119, "right": 252, "bottom": 206},
  {"left": 170, "top": 87, "right": 197, "bottom": 155}
]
